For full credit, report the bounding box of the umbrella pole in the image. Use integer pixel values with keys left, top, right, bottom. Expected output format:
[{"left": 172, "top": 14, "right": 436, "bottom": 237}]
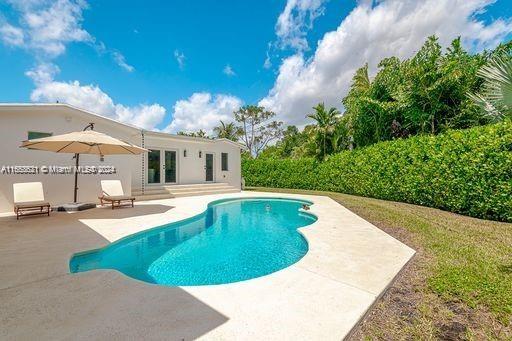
[
  {"left": 74, "top": 153, "right": 79, "bottom": 203},
  {"left": 72, "top": 123, "right": 92, "bottom": 203}
]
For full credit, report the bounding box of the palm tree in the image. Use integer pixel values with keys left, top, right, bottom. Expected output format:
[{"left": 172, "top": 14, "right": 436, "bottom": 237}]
[
  {"left": 307, "top": 103, "right": 340, "bottom": 159},
  {"left": 213, "top": 120, "right": 241, "bottom": 141},
  {"left": 331, "top": 120, "right": 349, "bottom": 153},
  {"left": 195, "top": 129, "right": 208, "bottom": 138},
  {"left": 352, "top": 63, "right": 371, "bottom": 93},
  {"left": 469, "top": 55, "right": 512, "bottom": 120}
]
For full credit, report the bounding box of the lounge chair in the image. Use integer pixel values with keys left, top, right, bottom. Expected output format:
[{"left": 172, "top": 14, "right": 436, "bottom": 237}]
[
  {"left": 13, "top": 182, "right": 51, "bottom": 220},
  {"left": 99, "top": 180, "right": 135, "bottom": 209}
]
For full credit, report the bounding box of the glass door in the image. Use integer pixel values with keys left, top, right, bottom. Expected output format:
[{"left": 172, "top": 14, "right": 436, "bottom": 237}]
[
  {"left": 205, "top": 153, "right": 214, "bottom": 182},
  {"left": 147, "top": 149, "right": 161, "bottom": 184},
  {"left": 164, "top": 150, "right": 177, "bottom": 183}
]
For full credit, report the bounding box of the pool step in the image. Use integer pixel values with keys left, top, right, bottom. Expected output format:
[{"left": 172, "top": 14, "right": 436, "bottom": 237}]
[
  {"left": 165, "top": 183, "right": 230, "bottom": 193},
  {"left": 132, "top": 185, "right": 173, "bottom": 201},
  {"left": 170, "top": 187, "right": 240, "bottom": 198},
  {"left": 166, "top": 183, "right": 240, "bottom": 197},
  {"left": 132, "top": 183, "right": 240, "bottom": 201},
  {"left": 131, "top": 186, "right": 169, "bottom": 197}
]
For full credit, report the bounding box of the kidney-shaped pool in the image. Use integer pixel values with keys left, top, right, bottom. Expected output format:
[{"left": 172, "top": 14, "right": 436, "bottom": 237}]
[{"left": 70, "top": 197, "right": 317, "bottom": 286}]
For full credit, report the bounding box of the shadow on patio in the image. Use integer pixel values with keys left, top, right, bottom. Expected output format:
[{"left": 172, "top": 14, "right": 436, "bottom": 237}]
[{"left": 0, "top": 207, "right": 228, "bottom": 340}]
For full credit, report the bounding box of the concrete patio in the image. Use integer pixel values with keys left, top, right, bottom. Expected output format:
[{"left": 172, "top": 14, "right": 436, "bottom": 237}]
[{"left": 0, "top": 191, "right": 415, "bottom": 340}]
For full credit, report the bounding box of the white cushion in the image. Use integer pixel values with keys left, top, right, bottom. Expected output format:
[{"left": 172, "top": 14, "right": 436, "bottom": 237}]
[
  {"left": 13, "top": 182, "right": 45, "bottom": 204},
  {"left": 101, "top": 180, "right": 125, "bottom": 197}
]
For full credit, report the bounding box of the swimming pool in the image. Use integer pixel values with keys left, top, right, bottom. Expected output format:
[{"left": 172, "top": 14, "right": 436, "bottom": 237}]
[{"left": 70, "top": 197, "right": 317, "bottom": 286}]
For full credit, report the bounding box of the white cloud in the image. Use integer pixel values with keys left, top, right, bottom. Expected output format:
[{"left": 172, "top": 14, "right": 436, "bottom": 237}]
[
  {"left": 0, "top": 21, "right": 25, "bottom": 46},
  {"left": 263, "top": 46, "right": 272, "bottom": 69},
  {"left": 31, "top": 80, "right": 117, "bottom": 118},
  {"left": 165, "top": 92, "right": 243, "bottom": 134},
  {"left": 1, "top": 0, "right": 134, "bottom": 72},
  {"left": 30, "top": 77, "right": 166, "bottom": 130},
  {"left": 25, "top": 62, "right": 60, "bottom": 85},
  {"left": 174, "top": 49, "right": 185, "bottom": 69},
  {"left": 115, "top": 104, "right": 166, "bottom": 130},
  {"left": 2, "top": 0, "right": 162, "bottom": 130},
  {"left": 264, "top": 0, "right": 326, "bottom": 71},
  {"left": 112, "top": 51, "right": 135, "bottom": 72},
  {"left": 28, "top": 76, "right": 241, "bottom": 134},
  {"left": 260, "top": 0, "right": 512, "bottom": 126},
  {"left": 223, "top": 64, "right": 236, "bottom": 77},
  {"left": 5, "top": 0, "right": 92, "bottom": 58},
  {"left": 263, "top": 56, "right": 272, "bottom": 69},
  {"left": 275, "top": 0, "right": 327, "bottom": 51}
]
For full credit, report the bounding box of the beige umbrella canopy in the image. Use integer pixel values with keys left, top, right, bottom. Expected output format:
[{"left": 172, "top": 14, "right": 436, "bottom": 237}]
[
  {"left": 20, "top": 124, "right": 147, "bottom": 203},
  {"left": 21, "top": 130, "right": 146, "bottom": 155}
]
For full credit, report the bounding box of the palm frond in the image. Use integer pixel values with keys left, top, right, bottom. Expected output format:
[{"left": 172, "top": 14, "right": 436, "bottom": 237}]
[{"left": 469, "top": 55, "right": 512, "bottom": 119}]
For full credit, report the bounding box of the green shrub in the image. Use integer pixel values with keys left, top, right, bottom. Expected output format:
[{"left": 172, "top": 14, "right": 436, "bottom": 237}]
[{"left": 242, "top": 121, "right": 512, "bottom": 222}]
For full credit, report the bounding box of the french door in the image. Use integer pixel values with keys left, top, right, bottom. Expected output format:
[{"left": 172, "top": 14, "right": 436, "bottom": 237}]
[
  {"left": 147, "top": 149, "right": 161, "bottom": 184},
  {"left": 164, "top": 150, "right": 177, "bottom": 183},
  {"left": 147, "top": 149, "right": 177, "bottom": 184},
  {"left": 205, "top": 153, "right": 214, "bottom": 182}
]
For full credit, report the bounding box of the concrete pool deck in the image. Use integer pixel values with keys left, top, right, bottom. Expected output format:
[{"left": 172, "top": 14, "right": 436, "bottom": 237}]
[{"left": 0, "top": 191, "right": 415, "bottom": 340}]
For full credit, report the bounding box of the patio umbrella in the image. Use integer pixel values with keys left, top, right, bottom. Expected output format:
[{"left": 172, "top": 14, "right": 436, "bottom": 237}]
[{"left": 20, "top": 123, "right": 147, "bottom": 203}]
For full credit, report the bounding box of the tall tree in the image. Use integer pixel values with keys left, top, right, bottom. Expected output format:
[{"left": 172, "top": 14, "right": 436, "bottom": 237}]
[
  {"left": 277, "top": 125, "right": 308, "bottom": 157},
  {"left": 290, "top": 125, "right": 318, "bottom": 158},
  {"left": 352, "top": 63, "right": 371, "bottom": 93},
  {"left": 177, "top": 129, "right": 210, "bottom": 138},
  {"left": 331, "top": 115, "right": 351, "bottom": 153},
  {"left": 213, "top": 120, "right": 242, "bottom": 141},
  {"left": 195, "top": 129, "right": 207, "bottom": 138},
  {"left": 343, "top": 36, "right": 490, "bottom": 148},
  {"left": 307, "top": 103, "right": 340, "bottom": 159},
  {"left": 234, "top": 105, "right": 283, "bottom": 157}
]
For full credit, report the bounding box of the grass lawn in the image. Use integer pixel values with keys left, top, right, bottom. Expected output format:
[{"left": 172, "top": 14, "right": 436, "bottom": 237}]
[{"left": 248, "top": 187, "right": 512, "bottom": 340}]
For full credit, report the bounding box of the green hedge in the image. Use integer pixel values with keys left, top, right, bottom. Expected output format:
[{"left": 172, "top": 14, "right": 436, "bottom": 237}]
[{"left": 242, "top": 121, "right": 512, "bottom": 222}]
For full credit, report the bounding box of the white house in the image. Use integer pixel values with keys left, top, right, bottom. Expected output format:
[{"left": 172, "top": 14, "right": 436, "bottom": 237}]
[{"left": 0, "top": 103, "right": 243, "bottom": 213}]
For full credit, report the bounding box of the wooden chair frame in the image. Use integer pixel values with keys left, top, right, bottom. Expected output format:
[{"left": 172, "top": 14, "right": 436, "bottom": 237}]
[
  {"left": 98, "top": 196, "right": 135, "bottom": 209},
  {"left": 14, "top": 203, "right": 51, "bottom": 220}
]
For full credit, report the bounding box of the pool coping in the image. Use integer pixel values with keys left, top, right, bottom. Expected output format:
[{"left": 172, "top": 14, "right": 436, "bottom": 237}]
[
  {"left": 75, "top": 191, "right": 416, "bottom": 339},
  {"left": 1, "top": 191, "right": 416, "bottom": 340}
]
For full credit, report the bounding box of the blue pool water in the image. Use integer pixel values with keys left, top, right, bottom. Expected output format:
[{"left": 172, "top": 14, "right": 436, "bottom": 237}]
[{"left": 70, "top": 198, "right": 317, "bottom": 286}]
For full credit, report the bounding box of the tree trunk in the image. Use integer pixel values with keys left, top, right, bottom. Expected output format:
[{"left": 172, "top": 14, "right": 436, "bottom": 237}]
[{"left": 323, "top": 133, "right": 326, "bottom": 160}]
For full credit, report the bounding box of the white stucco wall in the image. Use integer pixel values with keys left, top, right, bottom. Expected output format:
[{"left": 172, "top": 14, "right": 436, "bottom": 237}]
[
  {"left": 0, "top": 104, "right": 242, "bottom": 213},
  {"left": 0, "top": 105, "right": 139, "bottom": 213},
  {"left": 131, "top": 133, "right": 242, "bottom": 190}
]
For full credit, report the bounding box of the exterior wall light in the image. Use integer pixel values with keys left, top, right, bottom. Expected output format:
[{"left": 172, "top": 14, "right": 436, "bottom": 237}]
[
  {"left": 183, "top": 149, "right": 187, "bottom": 157},
  {"left": 199, "top": 151, "right": 202, "bottom": 158}
]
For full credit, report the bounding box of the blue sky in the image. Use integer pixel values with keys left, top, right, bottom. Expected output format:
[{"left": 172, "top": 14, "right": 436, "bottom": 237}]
[{"left": 0, "top": 0, "right": 511, "bottom": 133}]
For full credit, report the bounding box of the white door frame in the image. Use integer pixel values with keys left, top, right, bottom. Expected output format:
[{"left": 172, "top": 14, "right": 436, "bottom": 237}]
[
  {"left": 146, "top": 148, "right": 180, "bottom": 185},
  {"left": 163, "top": 149, "right": 179, "bottom": 184},
  {"left": 146, "top": 148, "right": 162, "bottom": 185},
  {"left": 204, "top": 152, "right": 215, "bottom": 182}
]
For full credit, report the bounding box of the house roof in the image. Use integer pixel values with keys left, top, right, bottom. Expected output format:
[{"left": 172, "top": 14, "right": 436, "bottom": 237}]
[{"left": 0, "top": 102, "right": 246, "bottom": 149}]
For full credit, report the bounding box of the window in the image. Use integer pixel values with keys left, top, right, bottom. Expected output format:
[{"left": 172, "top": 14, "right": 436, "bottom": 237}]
[
  {"left": 221, "top": 153, "right": 228, "bottom": 171},
  {"left": 28, "top": 131, "right": 52, "bottom": 140}
]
